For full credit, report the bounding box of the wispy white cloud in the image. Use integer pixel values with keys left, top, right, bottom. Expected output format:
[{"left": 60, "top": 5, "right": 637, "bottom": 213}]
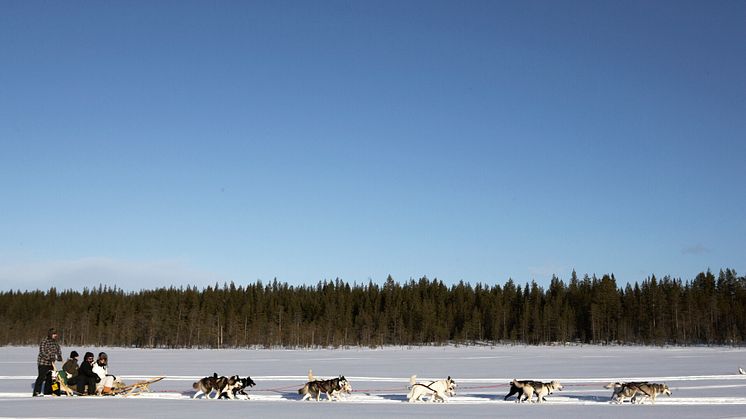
[
  {"left": 0, "top": 257, "right": 226, "bottom": 291},
  {"left": 682, "top": 244, "right": 710, "bottom": 255}
]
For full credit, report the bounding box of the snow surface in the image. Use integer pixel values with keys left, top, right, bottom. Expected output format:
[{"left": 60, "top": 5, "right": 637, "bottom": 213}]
[{"left": 1, "top": 345, "right": 746, "bottom": 418}]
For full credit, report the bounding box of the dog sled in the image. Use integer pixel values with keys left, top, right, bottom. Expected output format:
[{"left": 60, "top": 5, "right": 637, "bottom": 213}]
[
  {"left": 110, "top": 376, "right": 166, "bottom": 397},
  {"left": 48, "top": 365, "right": 164, "bottom": 397}
]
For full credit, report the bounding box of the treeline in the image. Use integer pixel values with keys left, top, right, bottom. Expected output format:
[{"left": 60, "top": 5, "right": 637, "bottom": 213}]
[{"left": 1, "top": 269, "right": 744, "bottom": 348}]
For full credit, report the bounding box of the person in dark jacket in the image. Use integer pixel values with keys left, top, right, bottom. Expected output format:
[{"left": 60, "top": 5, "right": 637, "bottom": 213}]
[
  {"left": 33, "top": 328, "right": 62, "bottom": 397},
  {"left": 62, "top": 351, "right": 80, "bottom": 385},
  {"left": 76, "top": 352, "right": 99, "bottom": 395}
]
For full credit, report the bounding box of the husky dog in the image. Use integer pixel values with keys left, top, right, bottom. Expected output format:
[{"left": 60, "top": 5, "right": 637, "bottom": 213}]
[
  {"left": 50, "top": 369, "right": 76, "bottom": 396},
  {"left": 298, "top": 372, "right": 352, "bottom": 401},
  {"left": 214, "top": 375, "right": 242, "bottom": 400},
  {"left": 504, "top": 380, "right": 538, "bottom": 401},
  {"left": 508, "top": 379, "right": 562, "bottom": 403},
  {"left": 533, "top": 380, "right": 563, "bottom": 403},
  {"left": 632, "top": 383, "right": 671, "bottom": 404},
  {"left": 219, "top": 376, "right": 256, "bottom": 400},
  {"left": 298, "top": 377, "right": 351, "bottom": 401},
  {"left": 329, "top": 376, "right": 352, "bottom": 400},
  {"left": 193, "top": 373, "right": 242, "bottom": 399},
  {"left": 193, "top": 373, "right": 219, "bottom": 399},
  {"left": 606, "top": 382, "right": 646, "bottom": 404},
  {"left": 407, "top": 375, "right": 456, "bottom": 403}
]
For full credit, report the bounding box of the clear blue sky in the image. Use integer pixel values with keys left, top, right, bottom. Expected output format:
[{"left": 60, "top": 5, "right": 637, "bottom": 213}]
[{"left": 1, "top": 0, "right": 744, "bottom": 291}]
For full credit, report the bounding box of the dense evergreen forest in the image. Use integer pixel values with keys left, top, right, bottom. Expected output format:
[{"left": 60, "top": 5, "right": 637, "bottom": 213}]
[{"left": 1, "top": 269, "right": 744, "bottom": 348}]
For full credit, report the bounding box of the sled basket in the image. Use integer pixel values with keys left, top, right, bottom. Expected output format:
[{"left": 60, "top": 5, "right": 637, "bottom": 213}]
[{"left": 110, "top": 377, "right": 166, "bottom": 397}]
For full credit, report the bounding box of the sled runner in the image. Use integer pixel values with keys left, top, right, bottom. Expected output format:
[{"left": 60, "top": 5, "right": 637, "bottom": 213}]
[{"left": 111, "top": 376, "right": 166, "bottom": 396}]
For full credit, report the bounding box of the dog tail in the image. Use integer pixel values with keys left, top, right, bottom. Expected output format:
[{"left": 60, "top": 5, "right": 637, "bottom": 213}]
[
  {"left": 192, "top": 382, "right": 199, "bottom": 390},
  {"left": 308, "top": 369, "right": 314, "bottom": 382},
  {"left": 604, "top": 382, "right": 620, "bottom": 389},
  {"left": 406, "top": 379, "right": 415, "bottom": 401}
]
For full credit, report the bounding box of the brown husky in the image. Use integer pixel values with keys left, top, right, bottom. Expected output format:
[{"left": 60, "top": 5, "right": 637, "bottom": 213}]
[
  {"left": 633, "top": 383, "right": 672, "bottom": 404},
  {"left": 509, "top": 379, "right": 563, "bottom": 403},
  {"left": 606, "top": 381, "right": 670, "bottom": 404},
  {"left": 605, "top": 381, "right": 647, "bottom": 404}
]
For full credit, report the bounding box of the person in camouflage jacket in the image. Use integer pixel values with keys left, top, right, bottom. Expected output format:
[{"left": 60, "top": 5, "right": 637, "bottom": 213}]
[{"left": 32, "top": 328, "right": 62, "bottom": 396}]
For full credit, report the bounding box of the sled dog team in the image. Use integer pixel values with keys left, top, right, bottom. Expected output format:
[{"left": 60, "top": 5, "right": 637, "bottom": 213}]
[
  {"left": 191, "top": 371, "right": 671, "bottom": 404},
  {"left": 605, "top": 381, "right": 672, "bottom": 404},
  {"left": 192, "top": 373, "right": 256, "bottom": 399}
]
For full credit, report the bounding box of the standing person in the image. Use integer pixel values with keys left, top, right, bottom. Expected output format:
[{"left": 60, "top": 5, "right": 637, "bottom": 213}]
[
  {"left": 62, "top": 351, "right": 80, "bottom": 385},
  {"left": 76, "top": 352, "right": 99, "bottom": 395},
  {"left": 92, "top": 352, "right": 116, "bottom": 394},
  {"left": 32, "top": 328, "right": 62, "bottom": 397}
]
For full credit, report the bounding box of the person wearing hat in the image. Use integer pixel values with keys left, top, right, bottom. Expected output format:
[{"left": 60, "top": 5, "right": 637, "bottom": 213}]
[
  {"left": 76, "top": 352, "right": 99, "bottom": 395},
  {"left": 32, "top": 328, "right": 63, "bottom": 397},
  {"left": 61, "top": 351, "right": 80, "bottom": 386},
  {"left": 92, "top": 352, "right": 117, "bottom": 394}
]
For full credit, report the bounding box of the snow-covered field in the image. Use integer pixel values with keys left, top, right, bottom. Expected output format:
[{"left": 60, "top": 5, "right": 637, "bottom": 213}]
[{"left": 1, "top": 345, "right": 745, "bottom": 418}]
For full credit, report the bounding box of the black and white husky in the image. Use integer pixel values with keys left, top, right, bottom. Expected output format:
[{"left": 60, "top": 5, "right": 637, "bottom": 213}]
[
  {"left": 192, "top": 373, "right": 242, "bottom": 399},
  {"left": 505, "top": 379, "right": 563, "bottom": 403},
  {"left": 298, "top": 370, "right": 352, "bottom": 401},
  {"left": 407, "top": 375, "right": 456, "bottom": 402},
  {"left": 219, "top": 376, "right": 256, "bottom": 400}
]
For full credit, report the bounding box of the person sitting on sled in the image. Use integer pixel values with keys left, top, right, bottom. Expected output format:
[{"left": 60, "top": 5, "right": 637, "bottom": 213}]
[
  {"left": 77, "top": 352, "right": 99, "bottom": 395},
  {"left": 61, "top": 350, "right": 80, "bottom": 386},
  {"left": 92, "top": 352, "right": 119, "bottom": 394}
]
